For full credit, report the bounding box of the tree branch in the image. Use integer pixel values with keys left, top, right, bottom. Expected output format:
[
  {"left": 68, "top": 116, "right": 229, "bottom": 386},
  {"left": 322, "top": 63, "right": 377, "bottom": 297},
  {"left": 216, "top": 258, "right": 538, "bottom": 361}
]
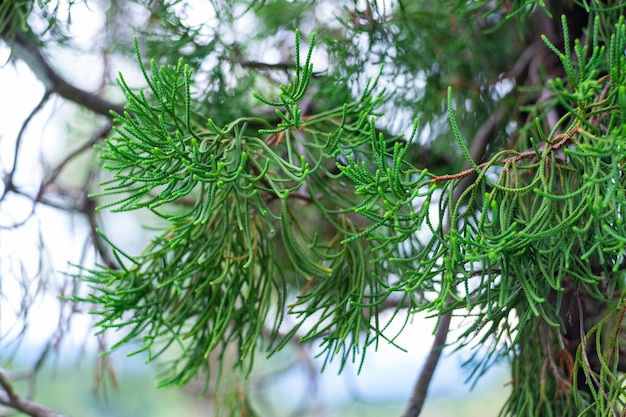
[
  {"left": 0, "top": 369, "right": 68, "bottom": 417},
  {"left": 42, "top": 121, "right": 114, "bottom": 189},
  {"left": 8, "top": 31, "right": 125, "bottom": 118},
  {"left": 1, "top": 90, "right": 52, "bottom": 210}
]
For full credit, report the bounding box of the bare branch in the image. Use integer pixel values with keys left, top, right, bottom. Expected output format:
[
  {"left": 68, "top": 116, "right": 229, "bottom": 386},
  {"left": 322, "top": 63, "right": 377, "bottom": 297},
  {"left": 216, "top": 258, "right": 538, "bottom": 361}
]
[
  {"left": 42, "top": 122, "right": 114, "bottom": 189},
  {"left": 0, "top": 90, "right": 52, "bottom": 215},
  {"left": 0, "top": 369, "right": 68, "bottom": 417},
  {"left": 8, "top": 31, "right": 125, "bottom": 118}
]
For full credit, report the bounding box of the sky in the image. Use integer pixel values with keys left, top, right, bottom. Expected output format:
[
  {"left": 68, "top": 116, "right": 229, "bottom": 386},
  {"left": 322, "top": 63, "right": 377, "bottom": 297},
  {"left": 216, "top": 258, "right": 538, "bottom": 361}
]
[{"left": 0, "top": 0, "right": 509, "bottom": 414}]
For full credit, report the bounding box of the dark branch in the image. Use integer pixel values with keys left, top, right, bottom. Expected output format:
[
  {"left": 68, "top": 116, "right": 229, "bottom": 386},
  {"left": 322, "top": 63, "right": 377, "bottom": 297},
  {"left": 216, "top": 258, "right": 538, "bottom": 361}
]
[
  {"left": 42, "top": 122, "right": 114, "bottom": 189},
  {"left": 225, "top": 57, "right": 295, "bottom": 71},
  {"left": 0, "top": 91, "right": 52, "bottom": 229},
  {"left": 1, "top": 90, "right": 51, "bottom": 202},
  {"left": 0, "top": 369, "right": 68, "bottom": 417},
  {"left": 9, "top": 31, "right": 125, "bottom": 118}
]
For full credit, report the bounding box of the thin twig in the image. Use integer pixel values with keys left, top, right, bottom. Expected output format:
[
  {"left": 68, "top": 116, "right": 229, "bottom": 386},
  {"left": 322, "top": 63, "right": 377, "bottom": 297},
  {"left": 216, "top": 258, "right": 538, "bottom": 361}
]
[
  {"left": 1, "top": 91, "right": 52, "bottom": 205},
  {"left": 428, "top": 125, "right": 578, "bottom": 184},
  {"left": 42, "top": 122, "right": 114, "bottom": 189}
]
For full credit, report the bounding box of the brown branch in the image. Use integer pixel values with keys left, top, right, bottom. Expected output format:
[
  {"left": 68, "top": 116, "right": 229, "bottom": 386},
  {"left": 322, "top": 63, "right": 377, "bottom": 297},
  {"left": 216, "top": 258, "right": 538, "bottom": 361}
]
[
  {"left": 9, "top": 31, "right": 125, "bottom": 118},
  {"left": 224, "top": 57, "right": 295, "bottom": 71},
  {"left": 427, "top": 125, "right": 578, "bottom": 184},
  {"left": 0, "top": 369, "right": 68, "bottom": 417},
  {"left": 42, "top": 122, "right": 114, "bottom": 189},
  {"left": 0, "top": 90, "right": 52, "bottom": 229}
]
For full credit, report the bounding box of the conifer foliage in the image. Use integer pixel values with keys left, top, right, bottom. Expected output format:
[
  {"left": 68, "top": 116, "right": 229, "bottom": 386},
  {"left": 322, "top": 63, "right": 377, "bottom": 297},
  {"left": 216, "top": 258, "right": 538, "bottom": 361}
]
[{"left": 3, "top": 0, "right": 626, "bottom": 416}]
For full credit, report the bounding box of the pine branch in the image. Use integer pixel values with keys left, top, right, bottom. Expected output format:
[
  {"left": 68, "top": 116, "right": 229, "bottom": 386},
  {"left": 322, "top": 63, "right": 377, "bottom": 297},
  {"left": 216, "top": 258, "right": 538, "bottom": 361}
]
[{"left": 401, "top": 107, "right": 503, "bottom": 417}]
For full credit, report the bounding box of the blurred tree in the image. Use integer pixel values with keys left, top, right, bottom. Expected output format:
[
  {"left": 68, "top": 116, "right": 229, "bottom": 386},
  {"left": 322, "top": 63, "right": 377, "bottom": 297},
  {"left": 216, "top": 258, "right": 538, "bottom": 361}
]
[{"left": 2, "top": 0, "right": 626, "bottom": 416}]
